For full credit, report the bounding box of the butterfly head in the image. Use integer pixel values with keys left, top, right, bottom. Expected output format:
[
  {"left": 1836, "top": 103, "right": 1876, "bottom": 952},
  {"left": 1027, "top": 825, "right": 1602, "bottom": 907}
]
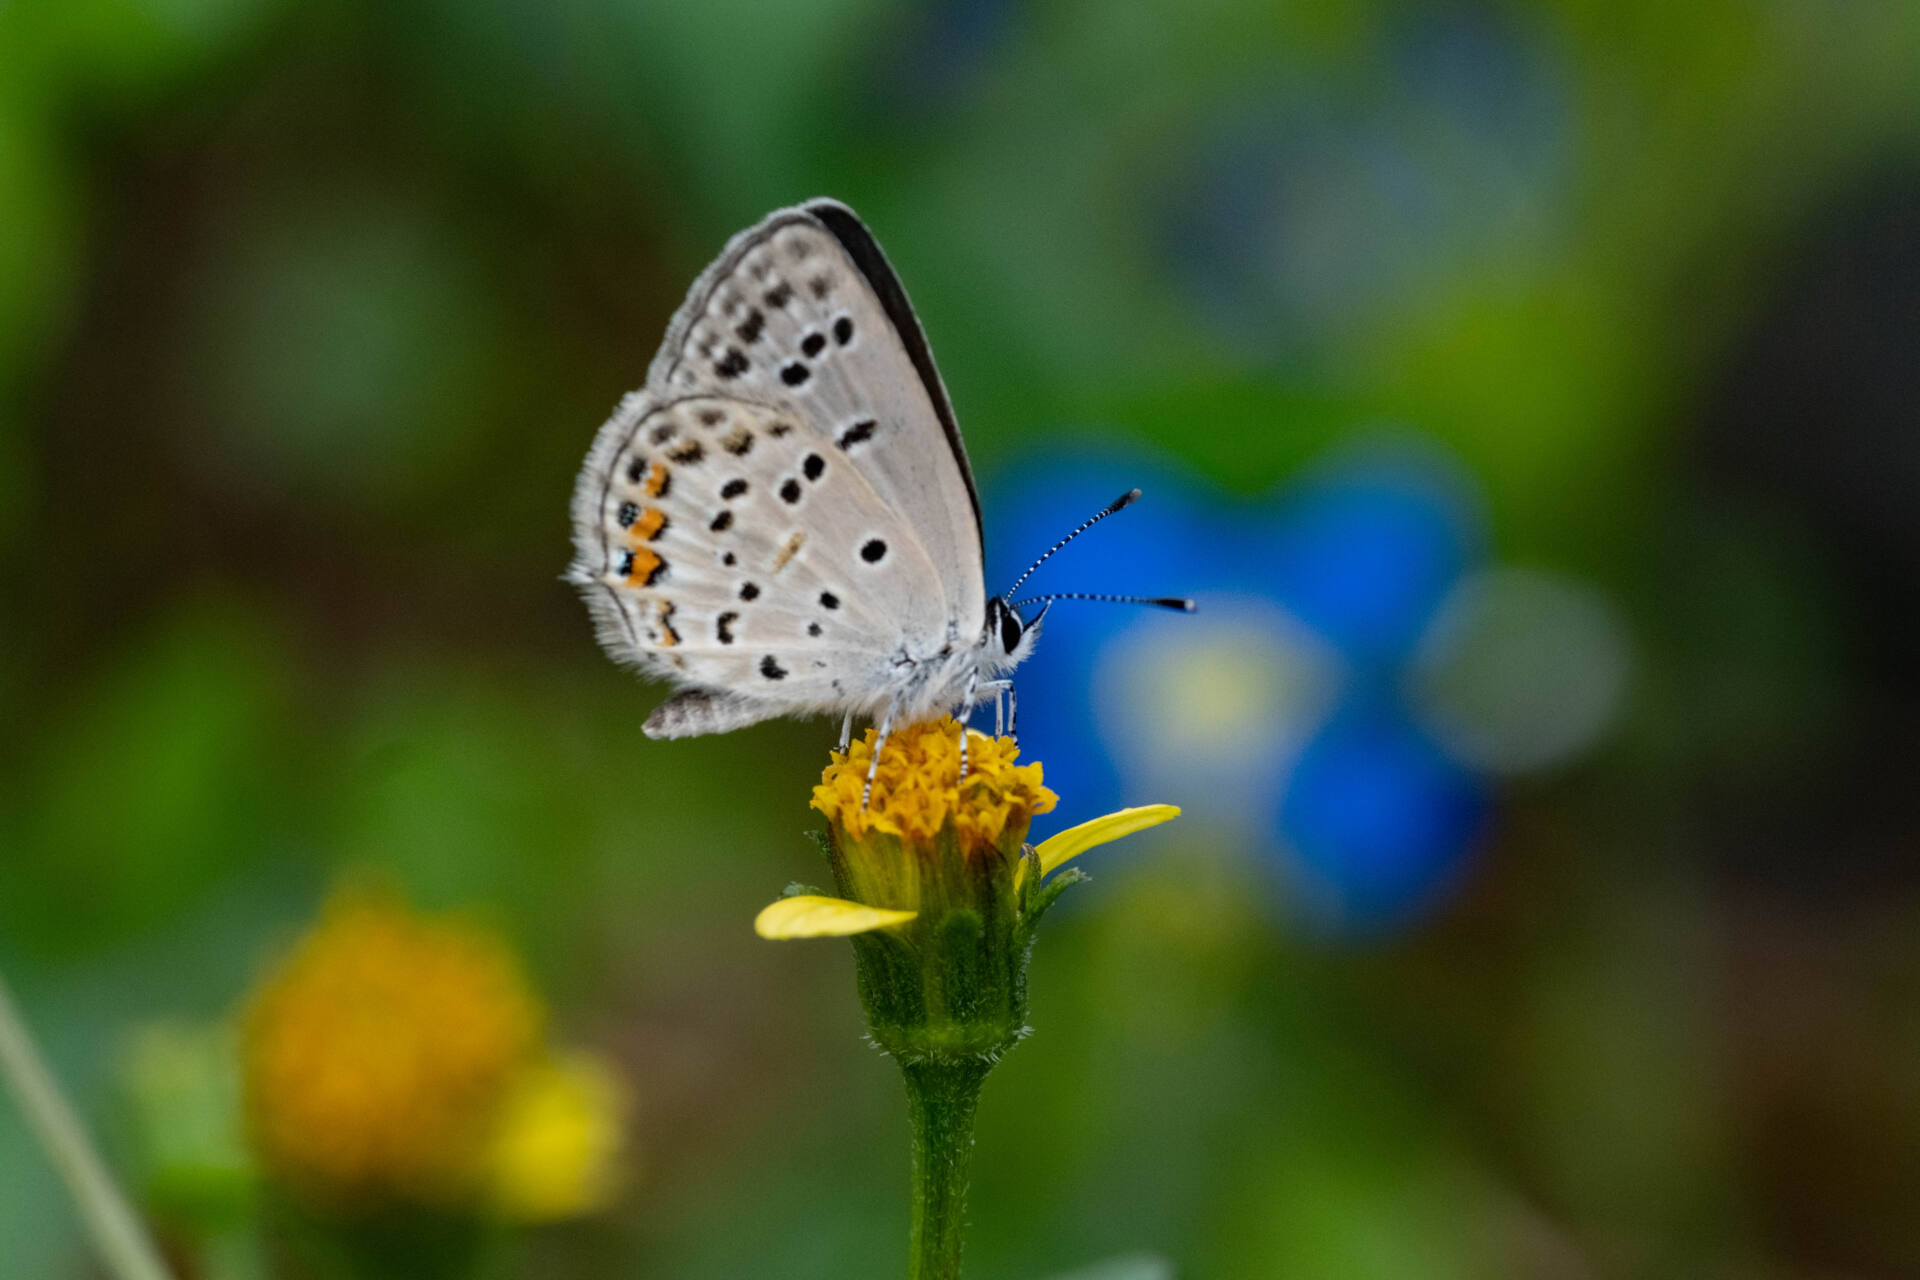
[
  {"left": 983, "top": 596, "right": 1045, "bottom": 669},
  {"left": 984, "top": 489, "right": 1196, "bottom": 677}
]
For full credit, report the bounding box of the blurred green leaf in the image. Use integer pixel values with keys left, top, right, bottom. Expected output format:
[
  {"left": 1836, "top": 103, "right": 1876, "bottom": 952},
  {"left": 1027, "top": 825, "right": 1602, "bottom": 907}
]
[
  {"left": 185, "top": 190, "right": 519, "bottom": 514},
  {"left": 120, "top": 1019, "right": 256, "bottom": 1229},
  {"left": 2, "top": 599, "right": 292, "bottom": 954},
  {"left": 1041, "top": 1255, "right": 1174, "bottom": 1280}
]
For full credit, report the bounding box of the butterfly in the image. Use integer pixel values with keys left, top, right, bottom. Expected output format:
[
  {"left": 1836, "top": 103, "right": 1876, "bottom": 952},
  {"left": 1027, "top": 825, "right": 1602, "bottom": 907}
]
[{"left": 568, "top": 198, "right": 1189, "bottom": 787}]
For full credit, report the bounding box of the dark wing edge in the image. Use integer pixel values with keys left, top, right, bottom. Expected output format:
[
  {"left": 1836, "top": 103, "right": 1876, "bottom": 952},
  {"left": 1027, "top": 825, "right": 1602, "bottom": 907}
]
[{"left": 802, "top": 198, "right": 986, "bottom": 561}]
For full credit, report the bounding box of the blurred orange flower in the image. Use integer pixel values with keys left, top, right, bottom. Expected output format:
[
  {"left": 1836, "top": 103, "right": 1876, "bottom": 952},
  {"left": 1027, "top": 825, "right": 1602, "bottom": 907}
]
[{"left": 240, "top": 887, "right": 625, "bottom": 1220}]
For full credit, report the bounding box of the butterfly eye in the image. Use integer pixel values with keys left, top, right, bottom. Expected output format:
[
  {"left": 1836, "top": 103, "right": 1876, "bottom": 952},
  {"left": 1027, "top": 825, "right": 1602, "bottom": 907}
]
[{"left": 999, "top": 610, "right": 1023, "bottom": 654}]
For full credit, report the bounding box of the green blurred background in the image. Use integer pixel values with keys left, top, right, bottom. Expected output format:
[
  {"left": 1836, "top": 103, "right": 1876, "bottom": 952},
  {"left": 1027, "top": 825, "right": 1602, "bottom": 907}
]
[{"left": 6, "top": 0, "right": 1920, "bottom": 1275}]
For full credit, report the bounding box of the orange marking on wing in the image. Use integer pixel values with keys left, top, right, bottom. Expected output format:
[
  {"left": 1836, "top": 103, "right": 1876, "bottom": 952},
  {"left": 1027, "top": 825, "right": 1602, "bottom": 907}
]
[
  {"left": 625, "top": 548, "right": 662, "bottom": 587},
  {"left": 631, "top": 507, "right": 667, "bottom": 542},
  {"left": 657, "top": 600, "right": 680, "bottom": 647},
  {"left": 773, "top": 531, "right": 806, "bottom": 571},
  {"left": 643, "top": 463, "right": 670, "bottom": 498}
]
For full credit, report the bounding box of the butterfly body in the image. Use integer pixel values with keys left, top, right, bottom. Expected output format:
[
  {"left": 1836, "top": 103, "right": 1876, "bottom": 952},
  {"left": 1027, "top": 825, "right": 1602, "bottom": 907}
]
[{"left": 569, "top": 199, "right": 1035, "bottom": 740}]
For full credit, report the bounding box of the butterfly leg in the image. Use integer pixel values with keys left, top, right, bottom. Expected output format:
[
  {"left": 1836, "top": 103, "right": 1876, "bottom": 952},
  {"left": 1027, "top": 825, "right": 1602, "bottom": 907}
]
[
  {"left": 968, "top": 680, "right": 1010, "bottom": 738},
  {"left": 862, "top": 710, "right": 894, "bottom": 810},
  {"left": 956, "top": 667, "right": 981, "bottom": 781},
  {"left": 1008, "top": 685, "right": 1019, "bottom": 745},
  {"left": 838, "top": 711, "right": 854, "bottom": 753}
]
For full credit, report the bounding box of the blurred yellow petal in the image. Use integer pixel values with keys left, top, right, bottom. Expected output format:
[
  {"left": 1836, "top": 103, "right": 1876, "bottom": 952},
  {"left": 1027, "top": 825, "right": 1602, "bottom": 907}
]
[
  {"left": 755, "top": 895, "right": 917, "bottom": 939},
  {"left": 1025, "top": 805, "right": 1181, "bottom": 885},
  {"left": 487, "top": 1053, "right": 628, "bottom": 1223}
]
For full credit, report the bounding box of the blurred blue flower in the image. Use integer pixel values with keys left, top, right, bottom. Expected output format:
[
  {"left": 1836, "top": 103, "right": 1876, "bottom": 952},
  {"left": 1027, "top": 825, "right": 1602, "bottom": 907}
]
[{"left": 986, "top": 435, "right": 1493, "bottom": 933}]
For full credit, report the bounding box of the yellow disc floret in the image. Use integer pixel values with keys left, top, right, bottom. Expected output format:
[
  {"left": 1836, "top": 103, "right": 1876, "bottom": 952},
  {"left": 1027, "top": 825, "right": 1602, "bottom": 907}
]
[{"left": 812, "top": 717, "right": 1056, "bottom": 852}]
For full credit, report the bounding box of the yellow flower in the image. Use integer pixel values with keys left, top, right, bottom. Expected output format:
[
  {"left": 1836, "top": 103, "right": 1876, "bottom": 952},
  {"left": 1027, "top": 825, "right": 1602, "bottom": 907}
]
[
  {"left": 810, "top": 716, "right": 1056, "bottom": 852},
  {"left": 486, "top": 1053, "right": 630, "bottom": 1223},
  {"left": 754, "top": 718, "right": 1181, "bottom": 1276},
  {"left": 761, "top": 718, "right": 1177, "bottom": 940},
  {"left": 242, "top": 887, "right": 617, "bottom": 1217}
]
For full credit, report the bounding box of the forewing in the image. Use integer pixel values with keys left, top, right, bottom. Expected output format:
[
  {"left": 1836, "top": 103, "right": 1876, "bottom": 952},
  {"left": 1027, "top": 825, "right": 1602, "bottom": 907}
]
[
  {"left": 644, "top": 199, "right": 987, "bottom": 639},
  {"left": 569, "top": 394, "right": 945, "bottom": 714}
]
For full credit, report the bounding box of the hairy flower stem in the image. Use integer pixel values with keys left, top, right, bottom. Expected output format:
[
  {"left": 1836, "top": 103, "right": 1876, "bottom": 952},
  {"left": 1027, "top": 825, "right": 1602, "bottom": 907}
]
[
  {"left": 794, "top": 725, "right": 1169, "bottom": 1280},
  {"left": 902, "top": 1058, "right": 990, "bottom": 1280}
]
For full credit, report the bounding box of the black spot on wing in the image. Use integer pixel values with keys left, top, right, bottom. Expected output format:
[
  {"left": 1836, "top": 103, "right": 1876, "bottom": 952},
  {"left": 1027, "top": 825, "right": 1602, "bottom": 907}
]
[
  {"left": 802, "top": 453, "right": 825, "bottom": 481},
  {"left": 837, "top": 419, "right": 876, "bottom": 450},
  {"left": 716, "top": 612, "right": 737, "bottom": 644},
  {"left": 801, "top": 331, "right": 826, "bottom": 358},
  {"left": 780, "top": 362, "right": 810, "bottom": 387},
  {"left": 819, "top": 591, "right": 840, "bottom": 609},
  {"left": 617, "top": 501, "right": 639, "bottom": 528},
  {"left": 720, "top": 478, "right": 748, "bottom": 499},
  {"left": 739, "top": 582, "right": 760, "bottom": 601},
  {"left": 779, "top": 479, "right": 802, "bottom": 504},
  {"left": 734, "top": 310, "right": 765, "bottom": 343},
  {"left": 833, "top": 316, "right": 854, "bottom": 345},
  {"left": 760, "top": 655, "right": 787, "bottom": 680},
  {"left": 715, "top": 348, "right": 748, "bottom": 379},
  {"left": 764, "top": 282, "right": 793, "bottom": 308},
  {"left": 861, "top": 539, "right": 888, "bottom": 564},
  {"left": 709, "top": 510, "right": 733, "bottom": 532}
]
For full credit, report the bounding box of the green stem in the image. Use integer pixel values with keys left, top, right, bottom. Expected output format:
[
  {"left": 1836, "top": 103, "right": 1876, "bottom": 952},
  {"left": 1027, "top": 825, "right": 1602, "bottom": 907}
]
[
  {"left": 901, "top": 1058, "right": 990, "bottom": 1280},
  {"left": 0, "top": 969, "right": 174, "bottom": 1280}
]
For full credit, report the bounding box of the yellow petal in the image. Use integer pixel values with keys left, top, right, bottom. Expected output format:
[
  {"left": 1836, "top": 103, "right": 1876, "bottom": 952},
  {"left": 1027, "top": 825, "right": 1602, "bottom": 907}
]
[
  {"left": 754, "top": 895, "right": 917, "bottom": 939},
  {"left": 487, "top": 1053, "right": 629, "bottom": 1223},
  {"left": 1025, "top": 805, "right": 1182, "bottom": 885}
]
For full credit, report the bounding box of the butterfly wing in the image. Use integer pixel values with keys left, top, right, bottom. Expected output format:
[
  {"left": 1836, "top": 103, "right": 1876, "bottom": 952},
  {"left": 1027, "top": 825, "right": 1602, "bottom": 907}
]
[
  {"left": 570, "top": 200, "right": 991, "bottom": 735},
  {"left": 647, "top": 199, "right": 987, "bottom": 637},
  {"left": 570, "top": 394, "right": 949, "bottom": 735}
]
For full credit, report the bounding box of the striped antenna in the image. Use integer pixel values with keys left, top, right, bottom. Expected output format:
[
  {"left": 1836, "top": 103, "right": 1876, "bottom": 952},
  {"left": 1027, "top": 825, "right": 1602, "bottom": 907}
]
[
  {"left": 1009, "top": 591, "right": 1196, "bottom": 613},
  {"left": 1002, "top": 489, "right": 1142, "bottom": 599}
]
